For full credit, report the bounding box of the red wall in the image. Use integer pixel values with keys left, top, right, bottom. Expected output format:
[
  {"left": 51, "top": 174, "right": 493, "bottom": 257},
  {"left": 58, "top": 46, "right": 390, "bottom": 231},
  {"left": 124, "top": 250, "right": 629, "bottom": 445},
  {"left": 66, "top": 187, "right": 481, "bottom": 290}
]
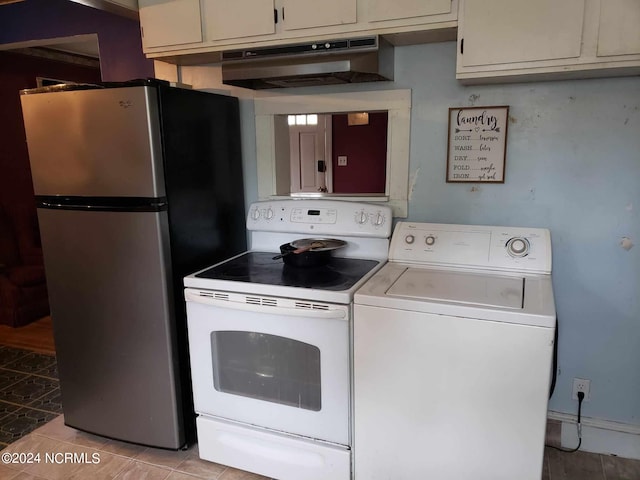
[
  {"left": 0, "top": 51, "right": 102, "bottom": 206},
  {"left": 331, "top": 112, "right": 388, "bottom": 194}
]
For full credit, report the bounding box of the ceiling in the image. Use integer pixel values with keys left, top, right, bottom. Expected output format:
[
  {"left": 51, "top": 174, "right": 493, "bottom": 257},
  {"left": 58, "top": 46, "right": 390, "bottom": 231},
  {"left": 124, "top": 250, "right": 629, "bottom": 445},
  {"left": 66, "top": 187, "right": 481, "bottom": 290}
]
[{"left": 0, "top": 0, "right": 140, "bottom": 62}]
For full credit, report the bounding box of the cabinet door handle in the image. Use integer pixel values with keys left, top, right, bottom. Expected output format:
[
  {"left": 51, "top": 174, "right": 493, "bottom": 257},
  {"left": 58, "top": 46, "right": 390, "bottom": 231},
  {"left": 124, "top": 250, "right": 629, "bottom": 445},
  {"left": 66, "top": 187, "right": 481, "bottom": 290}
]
[
  {"left": 282, "top": 6, "right": 285, "bottom": 20},
  {"left": 460, "top": 38, "right": 464, "bottom": 54},
  {"left": 274, "top": 8, "right": 278, "bottom": 24}
]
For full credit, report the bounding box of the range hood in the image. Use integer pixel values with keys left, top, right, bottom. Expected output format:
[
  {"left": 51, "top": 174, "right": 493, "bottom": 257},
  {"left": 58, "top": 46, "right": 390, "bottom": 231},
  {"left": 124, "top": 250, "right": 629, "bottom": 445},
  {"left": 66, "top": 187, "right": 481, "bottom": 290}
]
[{"left": 221, "top": 36, "right": 394, "bottom": 89}]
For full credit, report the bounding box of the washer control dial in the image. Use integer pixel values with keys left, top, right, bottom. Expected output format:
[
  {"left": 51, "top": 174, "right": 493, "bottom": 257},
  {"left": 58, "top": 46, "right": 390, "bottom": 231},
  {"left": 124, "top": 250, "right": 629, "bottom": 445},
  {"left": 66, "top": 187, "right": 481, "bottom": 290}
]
[
  {"left": 425, "top": 235, "right": 436, "bottom": 246},
  {"left": 405, "top": 234, "right": 415, "bottom": 244},
  {"left": 506, "top": 237, "right": 530, "bottom": 257},
  {"left": 250, "top": 207, "right": 261, "bottom": 221}
]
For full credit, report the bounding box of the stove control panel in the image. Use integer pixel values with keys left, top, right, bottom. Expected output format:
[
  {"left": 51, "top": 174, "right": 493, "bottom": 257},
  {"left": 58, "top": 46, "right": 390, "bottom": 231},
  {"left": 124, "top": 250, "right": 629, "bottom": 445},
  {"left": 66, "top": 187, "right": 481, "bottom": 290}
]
[
  {"left": 247, "top": 200, "right": 392, "bottom": 238},
  {"left": 390, "top": 222, "right": 551, "bottom": 274}
]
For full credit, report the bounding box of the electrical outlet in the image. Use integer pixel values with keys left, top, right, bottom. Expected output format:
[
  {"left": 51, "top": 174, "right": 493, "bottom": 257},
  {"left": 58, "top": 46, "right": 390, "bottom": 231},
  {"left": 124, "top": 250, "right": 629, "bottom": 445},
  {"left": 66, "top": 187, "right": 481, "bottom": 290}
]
[{"left": 572, "top": 378, "right": 591, "bottom": 401}]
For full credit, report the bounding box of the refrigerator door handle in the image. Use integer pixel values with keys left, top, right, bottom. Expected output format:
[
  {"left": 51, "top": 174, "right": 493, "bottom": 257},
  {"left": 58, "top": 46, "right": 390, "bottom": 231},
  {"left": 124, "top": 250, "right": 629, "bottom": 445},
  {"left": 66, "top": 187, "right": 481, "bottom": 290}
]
[{"left": 36, "top": 196, "right": 168, "bottom": 212}]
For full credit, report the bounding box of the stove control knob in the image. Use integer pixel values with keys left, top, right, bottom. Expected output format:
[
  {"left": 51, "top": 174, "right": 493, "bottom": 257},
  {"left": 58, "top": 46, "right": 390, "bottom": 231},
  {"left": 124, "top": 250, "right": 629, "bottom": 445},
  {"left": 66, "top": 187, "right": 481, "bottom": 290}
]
[
  {"left": 506, "top": 237, "right": 530, "bottom": 257},
  {"left": 265, "top": 207, "right": 274, "bottom": 220},
  {"left": 425, "top": 235, "right": 436, "bottom": 246},
  {"left": 405, "top": 234, "right": 415, "bottom": 244},
  {"left": 250, "top": 208, "right": 261, "bottom": 221},
  {"left": 355, "top": 210, "right": 368, "bottom": 224},
  {"left": 372, "top": 212, "right": 386, "bottom": 226}
]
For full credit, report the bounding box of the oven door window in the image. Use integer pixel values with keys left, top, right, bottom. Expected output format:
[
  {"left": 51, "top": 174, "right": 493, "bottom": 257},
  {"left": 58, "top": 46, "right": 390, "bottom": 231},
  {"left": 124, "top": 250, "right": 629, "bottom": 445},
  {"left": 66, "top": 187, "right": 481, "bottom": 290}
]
[{"left": 211, "top": 331, "right": 321, "bottom": 411}]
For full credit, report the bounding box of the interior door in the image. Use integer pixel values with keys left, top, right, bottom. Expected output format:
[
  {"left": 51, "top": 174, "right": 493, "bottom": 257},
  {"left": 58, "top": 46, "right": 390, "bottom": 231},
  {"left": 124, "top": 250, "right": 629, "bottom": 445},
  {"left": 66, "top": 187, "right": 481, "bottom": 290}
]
[{"left": 289, "top": 114, "right": 332, "bottom": 193}]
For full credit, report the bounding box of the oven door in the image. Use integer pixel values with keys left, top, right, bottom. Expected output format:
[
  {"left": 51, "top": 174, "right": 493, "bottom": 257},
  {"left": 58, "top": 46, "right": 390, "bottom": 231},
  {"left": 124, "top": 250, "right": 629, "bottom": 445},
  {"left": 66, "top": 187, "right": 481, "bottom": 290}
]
[{"left": 185, "top": 288, "right": 350, "bottom": 446}]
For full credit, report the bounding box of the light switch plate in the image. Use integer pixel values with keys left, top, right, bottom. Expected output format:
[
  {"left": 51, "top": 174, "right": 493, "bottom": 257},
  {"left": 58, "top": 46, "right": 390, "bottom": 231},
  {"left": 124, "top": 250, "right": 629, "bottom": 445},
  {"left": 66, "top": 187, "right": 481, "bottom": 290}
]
[{"left": 338, "top": 156, "right": 347, "bottom": 166}]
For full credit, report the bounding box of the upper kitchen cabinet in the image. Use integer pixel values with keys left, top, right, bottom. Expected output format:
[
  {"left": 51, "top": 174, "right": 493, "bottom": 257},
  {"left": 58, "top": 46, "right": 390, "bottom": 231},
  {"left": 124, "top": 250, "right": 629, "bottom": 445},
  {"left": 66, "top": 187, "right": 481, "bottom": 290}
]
[
  {"left": 280, "top": 0, "right": 356, "bottom": 32},
  {"left": 203, "top": 0, "right": 276, "bottom": 41},
  {"left": 597, "top": 0, "right": 640, "bottom": 57},
  {"left": 203, "top": 0, "right": 356, "bottom": 41},
  {"left": 140, "top": 0, "right": 457, "bottom": 60},
  {"left": 362, "top": 0, "right": 457, "bottom": 44},
  {"left": 456, "top": 0, "right": 640, "bottom": 84},
  {"left": 139, "top": 0, "right": 203, "bottom": 49},
  {"left": 368, "top": 0, "right": 452, "bottom": 22},
  {"left": 458, "top": 0, "right": 583, "bottom": 67}
]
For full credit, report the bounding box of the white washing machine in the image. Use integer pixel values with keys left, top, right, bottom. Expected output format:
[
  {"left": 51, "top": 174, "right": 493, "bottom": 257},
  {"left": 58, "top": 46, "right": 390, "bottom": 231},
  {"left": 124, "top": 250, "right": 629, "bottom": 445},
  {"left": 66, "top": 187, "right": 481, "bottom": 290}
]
[{"left": 353, "top": 222, "right": 556, "bottom": 480}]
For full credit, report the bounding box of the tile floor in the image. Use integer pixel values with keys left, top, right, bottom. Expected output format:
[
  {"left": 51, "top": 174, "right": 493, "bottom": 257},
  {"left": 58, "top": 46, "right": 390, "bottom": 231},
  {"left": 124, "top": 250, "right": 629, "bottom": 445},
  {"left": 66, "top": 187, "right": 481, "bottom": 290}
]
[
  {"left": 0, "top": 347, "right": 61, "bottom": 447},
  {"left": 0, "top": 415, "right": 271, "bottom": 479},
  {"left": 1, "top": 345, "right": 639, "bottom": 479},
  {"left": 1, "top": 415, "right": 639, "bottom": 480}
]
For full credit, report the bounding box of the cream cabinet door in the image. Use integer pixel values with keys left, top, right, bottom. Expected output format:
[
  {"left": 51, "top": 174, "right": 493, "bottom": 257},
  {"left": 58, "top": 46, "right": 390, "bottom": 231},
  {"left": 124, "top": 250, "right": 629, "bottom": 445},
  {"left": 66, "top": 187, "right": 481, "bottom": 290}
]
[
  {"left": 203, "top": 0, "right": 276, "bottom": 41},
  {"left": 280, "top": 0, "right": 356, "bottom": 31},
  {"left": 597, "top": 0, "right": 640, "bottom": 57},
  {"left": 367, "top": 0, "right": 452, "bottom": 22},
  {"left": 139, "top": 0, "right": 202, "bottom": 49},
  {"left": 459, "top": 0, "right": 585, "bottom": 67}
]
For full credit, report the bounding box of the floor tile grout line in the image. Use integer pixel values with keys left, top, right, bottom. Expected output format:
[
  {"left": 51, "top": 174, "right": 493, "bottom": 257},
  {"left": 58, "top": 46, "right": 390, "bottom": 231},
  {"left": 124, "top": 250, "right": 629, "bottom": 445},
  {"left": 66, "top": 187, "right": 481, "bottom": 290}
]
[
  {"left": 31, "top": 430, "right": 230, "bottom": 480},
  {"left": 600, "top": 453, "right": 608, "bottom": 480},
  {"left": 2, "top": 401, "right": 62, "bottom": 416},
  {"left": 0, "top": 366, "right": 59, "bottom": 381},
  {"left": 0, "top": 381, "right": 62, "bottom": 411}
]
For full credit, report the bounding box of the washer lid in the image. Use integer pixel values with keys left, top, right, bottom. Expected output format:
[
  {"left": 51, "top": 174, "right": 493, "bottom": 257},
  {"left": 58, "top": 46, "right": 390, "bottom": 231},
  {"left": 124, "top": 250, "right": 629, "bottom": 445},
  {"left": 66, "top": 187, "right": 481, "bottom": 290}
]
[{"left": 387, "top": 269, "right": 524, "bottom": 309}]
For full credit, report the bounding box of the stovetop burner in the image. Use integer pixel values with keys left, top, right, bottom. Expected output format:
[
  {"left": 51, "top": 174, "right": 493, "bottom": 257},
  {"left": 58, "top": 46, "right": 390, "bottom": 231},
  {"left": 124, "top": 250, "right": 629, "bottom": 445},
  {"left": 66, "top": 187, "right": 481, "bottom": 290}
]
[{"left": 196, "top": 252, "right": 380, "bottom": 291}]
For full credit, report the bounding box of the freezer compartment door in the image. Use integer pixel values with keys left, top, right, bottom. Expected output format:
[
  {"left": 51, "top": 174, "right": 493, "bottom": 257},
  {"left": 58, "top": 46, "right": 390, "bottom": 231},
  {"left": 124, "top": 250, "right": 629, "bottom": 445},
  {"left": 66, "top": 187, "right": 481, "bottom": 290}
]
[
  {"left": 37, "top": 208, "right": 185, "bottom": 449},
  {"left": 21, "top": 86, "right": 165, "bottom": 198}
]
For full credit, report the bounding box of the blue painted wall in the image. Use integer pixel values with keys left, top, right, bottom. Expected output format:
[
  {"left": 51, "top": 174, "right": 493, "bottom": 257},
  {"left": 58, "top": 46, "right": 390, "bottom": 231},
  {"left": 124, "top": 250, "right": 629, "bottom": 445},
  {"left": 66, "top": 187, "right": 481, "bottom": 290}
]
[
  {"left": 0, "top": 0, "right": 153, "bottom": 81},
  {"left": 394, "top": 42, "right": 639, "bottom": 424},
  {"left": 242, "top": 41, "right": 640, "bottom": 426}
]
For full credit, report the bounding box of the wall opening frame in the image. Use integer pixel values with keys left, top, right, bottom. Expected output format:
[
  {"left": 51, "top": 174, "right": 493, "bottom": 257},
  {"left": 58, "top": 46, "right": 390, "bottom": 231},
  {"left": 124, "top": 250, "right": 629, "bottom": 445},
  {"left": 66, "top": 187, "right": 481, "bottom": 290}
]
[{"left": 254, "top": 89, "right": 411, "bottom": 218}]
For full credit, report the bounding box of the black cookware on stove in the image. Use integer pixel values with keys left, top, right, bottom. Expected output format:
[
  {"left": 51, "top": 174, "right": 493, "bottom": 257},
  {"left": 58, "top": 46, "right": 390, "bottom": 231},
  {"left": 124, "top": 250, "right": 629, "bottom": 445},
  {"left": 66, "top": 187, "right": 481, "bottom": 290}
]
[{"left": 273, "top": 238, "right": 347, "bottom": 267}]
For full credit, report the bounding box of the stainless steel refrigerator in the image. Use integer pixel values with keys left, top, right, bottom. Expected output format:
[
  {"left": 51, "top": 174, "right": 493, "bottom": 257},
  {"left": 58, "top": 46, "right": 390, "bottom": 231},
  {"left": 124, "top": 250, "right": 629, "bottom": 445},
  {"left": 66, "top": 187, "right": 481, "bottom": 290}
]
[{"left": 20, "top": 80, "right": 247, "bottom": 449}]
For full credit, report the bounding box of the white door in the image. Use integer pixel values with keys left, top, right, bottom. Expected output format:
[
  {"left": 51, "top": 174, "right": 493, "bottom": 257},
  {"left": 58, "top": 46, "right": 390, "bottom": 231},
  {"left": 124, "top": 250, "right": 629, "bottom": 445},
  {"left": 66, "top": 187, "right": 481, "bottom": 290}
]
[
  {"left": 289, "top": 114, "right": 333, "bottom": 193},
  {"left": 367, "top": 0, "right": 452, "bottom": 22},
  {"left": 139, "top": 0, "right": 202, "bottom": 49},
  {"left": 185, "top": 289, "right": 350, "bottom": 445},
  {"left": 597, "top": 0, "right": 640, "bottom": 57},
  {"left": 459, "top": 0, "right": 585, "bottom": 67},
  {"left": 203, "top": 0, "right": 276, "bottom": 41},
  {"left": 281, "top": 0, "right": 356, "bottom": 31}
]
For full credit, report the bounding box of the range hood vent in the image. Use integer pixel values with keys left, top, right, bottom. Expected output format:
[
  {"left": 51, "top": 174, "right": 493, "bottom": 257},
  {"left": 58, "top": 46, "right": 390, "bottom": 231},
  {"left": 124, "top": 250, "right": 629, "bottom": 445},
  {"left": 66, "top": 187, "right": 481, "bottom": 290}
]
[{"left": 221, "top": 36, "right": 394, "bottom": 89}]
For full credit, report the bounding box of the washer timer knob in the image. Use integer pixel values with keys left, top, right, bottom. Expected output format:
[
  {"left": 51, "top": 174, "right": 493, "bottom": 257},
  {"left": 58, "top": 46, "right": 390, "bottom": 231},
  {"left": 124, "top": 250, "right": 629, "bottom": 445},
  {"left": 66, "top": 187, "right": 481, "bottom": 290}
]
[
  {"left": 425, "top": 235, "right": 436, "bottom": 246},
  {"left": 250, "top": 208, "right": 261, "bottom": 221},
  {"left": 405, "top": 234, "right": 415, "bottom": 244},
  {"left": 506, "top": 237, "right": 530, "bottom": 257}
]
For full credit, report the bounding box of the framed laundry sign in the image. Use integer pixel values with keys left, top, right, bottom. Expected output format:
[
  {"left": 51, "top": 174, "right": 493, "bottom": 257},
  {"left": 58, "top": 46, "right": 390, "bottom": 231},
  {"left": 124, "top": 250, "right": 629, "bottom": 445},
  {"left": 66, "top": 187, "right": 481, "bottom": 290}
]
[{"left": 446, "top": 105, "right": 509, "bottom": 183}]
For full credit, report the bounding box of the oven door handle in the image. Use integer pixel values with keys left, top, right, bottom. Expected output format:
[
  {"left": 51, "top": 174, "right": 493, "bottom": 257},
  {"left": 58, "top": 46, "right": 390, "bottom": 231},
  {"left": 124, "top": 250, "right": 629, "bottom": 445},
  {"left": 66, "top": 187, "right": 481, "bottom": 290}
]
[{"left": 184, "top": 290, "right": 348, "bottom": 320}]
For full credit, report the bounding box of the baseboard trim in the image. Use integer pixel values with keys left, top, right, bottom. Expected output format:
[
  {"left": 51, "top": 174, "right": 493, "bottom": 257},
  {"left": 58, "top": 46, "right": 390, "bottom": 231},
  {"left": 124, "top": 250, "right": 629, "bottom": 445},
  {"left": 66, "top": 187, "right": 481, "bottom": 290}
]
[{"left": 548, "top": 410, "right": 640, "bottom": 460}]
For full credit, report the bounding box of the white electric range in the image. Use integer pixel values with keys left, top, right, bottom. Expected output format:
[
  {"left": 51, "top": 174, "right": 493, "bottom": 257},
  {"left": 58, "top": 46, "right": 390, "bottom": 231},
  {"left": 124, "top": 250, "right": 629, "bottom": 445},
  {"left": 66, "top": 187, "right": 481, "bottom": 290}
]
[
  {"left": 353, "top": 222, "right": 556, "bottom": 480},
  {"left": 184, "top": 199, "right": 392, "bottom": 480}
]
